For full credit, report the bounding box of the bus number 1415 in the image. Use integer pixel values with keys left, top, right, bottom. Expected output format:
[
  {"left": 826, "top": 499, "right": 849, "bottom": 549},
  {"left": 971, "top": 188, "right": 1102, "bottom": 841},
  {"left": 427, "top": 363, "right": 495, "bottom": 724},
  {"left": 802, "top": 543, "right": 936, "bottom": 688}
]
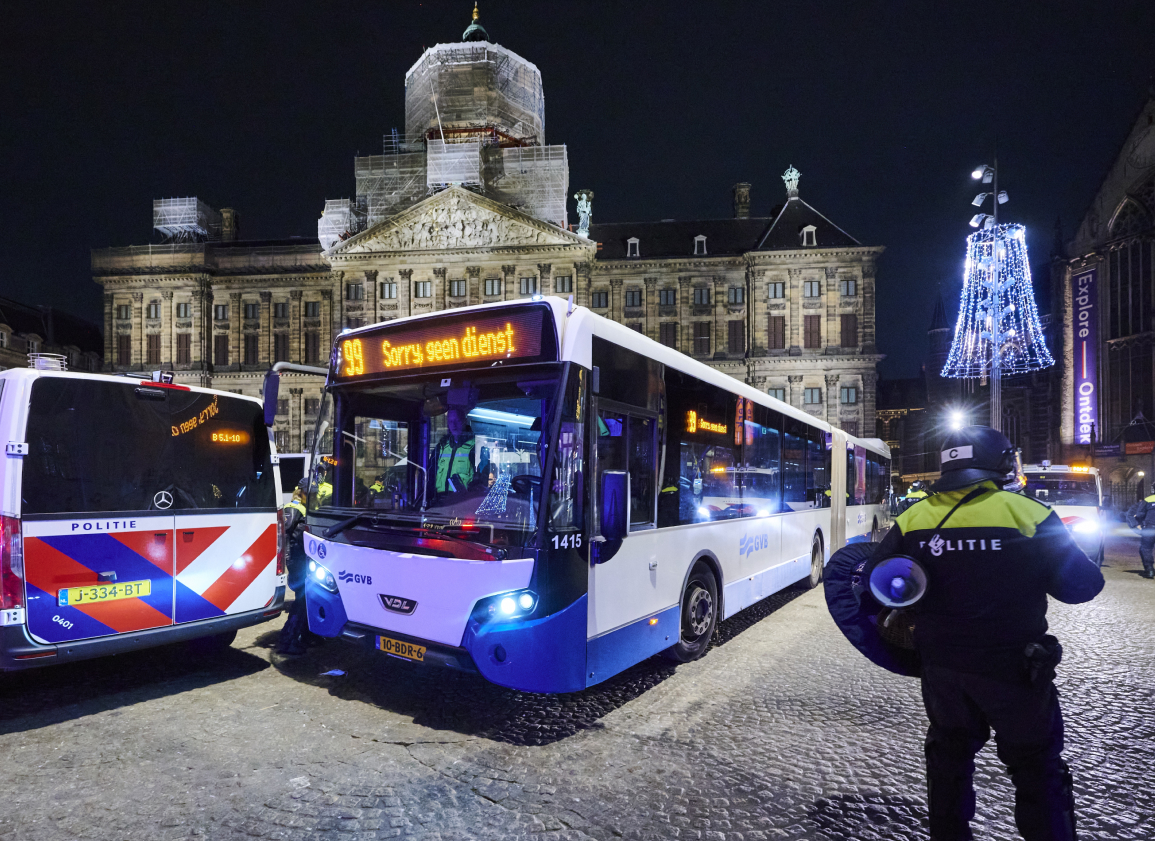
[{"left": 551, "top": 533, "right": 583, "bottom": 549}]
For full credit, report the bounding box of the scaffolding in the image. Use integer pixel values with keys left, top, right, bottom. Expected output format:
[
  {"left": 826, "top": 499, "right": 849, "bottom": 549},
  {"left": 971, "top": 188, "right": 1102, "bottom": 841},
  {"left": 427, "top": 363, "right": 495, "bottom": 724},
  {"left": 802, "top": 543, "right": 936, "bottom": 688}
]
[
  {"left": 153, "top": 197, "right": 222, "bottom": 242},
  {"left": 317, "top": 198, "right": 367, "bottom": 252},
  {"left": 484, "top": 145, "right": 569, "bottom": 228},
  {"left": 427, "top": 139, "right": 481, "bottom": 188},
  {"left": 405, "top": 43, "right": 544, "bottom": 147},
  {"left": 355, "top": 152, "right": 427, "bottom": 227}
]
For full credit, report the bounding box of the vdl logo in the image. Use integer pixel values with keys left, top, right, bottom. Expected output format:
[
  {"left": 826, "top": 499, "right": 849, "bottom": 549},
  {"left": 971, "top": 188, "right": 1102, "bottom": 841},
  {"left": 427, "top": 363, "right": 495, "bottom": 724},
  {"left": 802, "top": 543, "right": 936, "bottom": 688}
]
[
  {"left": 739, "top": 533, "right": 769, "bottom": 559},
  {"left": 338, "top": 570, "right": 373, "bottom": 585}
]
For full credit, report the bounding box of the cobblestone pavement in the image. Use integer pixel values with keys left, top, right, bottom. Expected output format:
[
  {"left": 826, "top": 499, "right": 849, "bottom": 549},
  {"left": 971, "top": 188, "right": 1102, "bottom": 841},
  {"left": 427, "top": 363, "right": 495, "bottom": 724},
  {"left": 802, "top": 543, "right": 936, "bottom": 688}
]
[{"left": 1, "top": 529, "right": 1152, "bottom": 841}]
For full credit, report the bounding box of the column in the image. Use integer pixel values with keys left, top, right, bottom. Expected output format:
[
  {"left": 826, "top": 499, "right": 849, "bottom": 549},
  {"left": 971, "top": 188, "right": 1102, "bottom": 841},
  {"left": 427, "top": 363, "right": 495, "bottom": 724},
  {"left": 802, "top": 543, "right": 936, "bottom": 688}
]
[
  {"left": 398, "top": 269, "right": 412, "bottom": 317},
  {"left": 609, "top": 278, "right": 624, "bottom": 324},
  {"left": 229, "top": 292, "right": 242, "bottom": 372},
  {"left": 575, "top": 262, "right": 591, "bottom": 307},
  {"left": 678, "top": 276, "right": 692, "bottom": 354},
  {"left": 131, "top": 292, "right": 144, "bottom": 369},
  {"left": 788, "top": 375, "right": 804, "bottom": 408},
  {"left": 538, "top": 263, "right": 552, "bottom": 297},
  {"left": 197, "top": 281, "right": 213, "bottom": 385},
  {"left": 861, "top": 262, "right": 877, "bottom": 353},
  {"left": 434, "top": 267, "right": 447, "bottom": 312},
  {"left": 467, "top": 266, "right": 481, "bottom": 305},
  {"left": 320, "top": 289, "right": 334, "bottom": 354},
  {"left": 825, "top": 374, "right": 840, "bottom": 425},
  {"left": 365, "top": 270, "right": 378, "bottom": 322},
  {"left": 102, "top": 293, "right": 114, "bottom": 371},
  {"left": 259, "top": 291, "right": 272, "bottom": 366},
  {"left": 502, "top": 265, "right": 516, "bottom": 301},
  {"left": 862, "top": 371, "right": 879, "bottom": 439},
  {"left": 289, "top": 387, "right": 304, "bottom": 453},
  {"left": 331, "top": 272, "right": 344, "bottom": 333},
  {"left": 713, "top": 276, "right": 727, "bottom": 359},
  {"left": 290, "top": 290, "right": 303, "bottom": 363},
  {"left": 644, "top": 277, "right": 657, "bottom": 341},
  {"left": 825, "top": 267, "right": 839, "bottom": 356},
  {"left": 788, "top": 268, "right": 802, "bottom": 352},
  {"left": 746, "top": 263, "right": 759, "bottom": 356},
  {"left": 161, "top": 291, "right": 174, "bottom": 368}
]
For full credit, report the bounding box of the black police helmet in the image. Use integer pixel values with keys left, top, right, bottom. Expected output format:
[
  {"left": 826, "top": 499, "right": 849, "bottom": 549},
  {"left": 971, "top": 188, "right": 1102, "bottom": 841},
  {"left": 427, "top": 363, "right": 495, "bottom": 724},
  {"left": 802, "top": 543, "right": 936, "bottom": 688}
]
[{"left": 934, "top": 425, "right": 1016, "bottom": 492}]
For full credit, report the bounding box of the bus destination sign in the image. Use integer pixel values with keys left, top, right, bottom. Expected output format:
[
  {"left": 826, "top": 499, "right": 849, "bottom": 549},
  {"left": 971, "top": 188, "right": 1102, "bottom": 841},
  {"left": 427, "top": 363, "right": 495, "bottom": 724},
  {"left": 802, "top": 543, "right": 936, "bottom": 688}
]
[{"left": 335, "top": 308, "right": 550, "bottom": 379}]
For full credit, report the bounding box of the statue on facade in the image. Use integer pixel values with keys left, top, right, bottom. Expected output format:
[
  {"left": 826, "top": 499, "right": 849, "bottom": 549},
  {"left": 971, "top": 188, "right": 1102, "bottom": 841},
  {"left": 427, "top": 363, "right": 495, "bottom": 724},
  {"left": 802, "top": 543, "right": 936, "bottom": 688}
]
[
  {"left": 782, "top": 166, "right": 800, "bottom": 198},
  {"left": 574, "top": 189, "right": 594, "bottom": 238}
]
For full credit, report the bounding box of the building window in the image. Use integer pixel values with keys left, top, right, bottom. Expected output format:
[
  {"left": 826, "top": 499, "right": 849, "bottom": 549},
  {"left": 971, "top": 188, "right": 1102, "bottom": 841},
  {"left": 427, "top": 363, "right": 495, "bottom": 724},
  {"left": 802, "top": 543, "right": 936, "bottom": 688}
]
[
  {"left": 214, "top": 304, "right": 229, "bottom": 321},
  {"left": 176, "top": 302, "right": 190, "bottom": 319},
  {"left": 116, "top": 304, "right": 131, "bottom": 320},
  {"left": 803, "top": 280, "right": 821, "bottom": 298},
  {"left": 727, "top": 320, "right": 744, "bottom": 353},
  {"left": 379, "top": 282, "right": 396, "bottom": 300},
  {"left": 768, "top": 282, "right": 785, "bottom": 299},
  {"left": 146, "top": 334, "right": 161, "bottom": 364},
  {"left": 305, "top": 331, "right": 320, "bottom": 364},
  {"left": 804, "top": 315, "right": 821, "bottom": 348},
  {"left": 274, "top": 302, "right": 289, "bottom": 319},
  {"left": 520, "top": 277, "right": 537, "bottom": 295},
  {"left": 841, "top": 314, "right": 858, "bottom": 348},
  {"left": 304, "top": 430, "right": 314, "bottom": 449},
  {"left": 804, "top": 387, "right": 822, "bottom": 405},
  {"left": 117, "top": 334, "right": 131, "bottom": 366},
  {"left": 727, "top": 287, "right": 744, "bottom": 305},
  {"left": 274, "top": 430, "right": 289, "bottom": 451},
  {"left": 277, "top": 399, "right": 289, "bottom": 417},
  {"left": 27, "top": 339, "right": 39, "bottom": 354},
  {"left": 591, "top": 290, "right": 609, "bottom": 309},
  {"left": 840, "top": 279, "right": 857, "bottom": 297},
  {"left": 244, "top": 302, "right": 260, "bottom": 320},
  {"left": 842, "top": 421, "right": 859, "bottom": 437},
  {"left": 213, "top": 334, "right": 229, "bottom": 366},
  {"left": 626, "top": 237, "right": 640, "bottom": 258},
  {"left": 630, "top": 323, "right": 643, "bottom": 333},
  {"left": 305, "top": 398, "right": 319, "bottom": 417},
  {"left": 659, "top": 288, "right": 676, "bottom": 306},
  {"left": 274, "top": 333, "right": 289, "bottom": 362},
  {"left": 450, "top": 280, "right": 467, "bottom": 297},
  {"left": 625, "top": 288, "right": 642, "bottom": 308},
  {"left": 176, "top": 333, "right": 191, "bottom": 364},
  {"left": 0, "top": 331, "right": 7, "bottom": 349},
  {"left": 414, "top": 281, "right": 432, "bottom": 298},
  {"left": 244, "top": 333, "right": 259, "bottom": 365},
  {"left": 768, "top": 387, "right": 786, "bottom": 402},
  {"left": 484, "top": 278, "right": 502, "bottom": 297},
  {"left": 345, "top": 317, "right": 364, "bottom": 329},
  {"left": 659, "top": 322, "right": 678, "bottom": 349},
  {"left": 768, "top": 316, "right": 786, "bottom": 350},
  {"left": 693, "top": 287, "right": 710, "bottom": 306},
  {"left": 147, "top": 302, "right": 161, "bottom": 319},
  {"left": 802, "top": 225, "right": 817, "bottom": 247},
  {"left": 693, "top": 322, "right": 711, "bottom": 356},
  {"left": 305, "top": 301, "right": 321, "bottom": 317},
  {"left": 694, "top": 235, "right": 707, "bottom": 255},
  {"left": 346, "top": 283, "right": 364, "bottom": 301},
  {"left": 841, "top": 386, "right": 858, "bottom": 404},
  {"left": 555, "top": 276, "right": 572, "bottom": 294}
]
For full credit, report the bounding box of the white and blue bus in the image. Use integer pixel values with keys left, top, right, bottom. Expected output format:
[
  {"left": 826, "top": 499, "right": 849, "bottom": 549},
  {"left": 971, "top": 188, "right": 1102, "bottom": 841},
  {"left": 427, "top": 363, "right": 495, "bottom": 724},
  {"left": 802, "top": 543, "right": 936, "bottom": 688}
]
[{"left": 296, "top": 298, "right": 890, "bottom": 692}]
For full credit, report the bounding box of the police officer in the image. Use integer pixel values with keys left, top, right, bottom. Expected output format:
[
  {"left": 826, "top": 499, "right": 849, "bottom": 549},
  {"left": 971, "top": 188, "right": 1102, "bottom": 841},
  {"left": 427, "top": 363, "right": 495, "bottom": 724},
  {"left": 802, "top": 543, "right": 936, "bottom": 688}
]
[
  {"left": 433, "top": 407, "right": 477, "bottom": 493},
  {"left": 875, "top": 426, "right": 1104, "bottom": 841},
  {"left": 277, "top": 480, "right": 312, "bottom": 655},
  {"left": 1125, "top": 491, "right": 1155, "bottom": 578}
]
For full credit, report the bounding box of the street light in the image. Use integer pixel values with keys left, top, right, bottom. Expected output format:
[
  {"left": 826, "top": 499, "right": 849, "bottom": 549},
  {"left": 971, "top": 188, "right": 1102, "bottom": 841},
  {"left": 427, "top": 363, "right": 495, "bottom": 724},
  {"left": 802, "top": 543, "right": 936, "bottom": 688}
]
[{"left": 972, "top": 158, "right": 1005, "bottom": 432}]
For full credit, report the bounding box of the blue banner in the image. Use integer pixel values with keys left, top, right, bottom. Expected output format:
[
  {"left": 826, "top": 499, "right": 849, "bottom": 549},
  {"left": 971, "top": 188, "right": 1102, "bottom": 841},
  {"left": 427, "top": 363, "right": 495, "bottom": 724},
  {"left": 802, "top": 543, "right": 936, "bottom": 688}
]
[{"left": 1073, "top": 268, "right": 1098, "bottom": 444}]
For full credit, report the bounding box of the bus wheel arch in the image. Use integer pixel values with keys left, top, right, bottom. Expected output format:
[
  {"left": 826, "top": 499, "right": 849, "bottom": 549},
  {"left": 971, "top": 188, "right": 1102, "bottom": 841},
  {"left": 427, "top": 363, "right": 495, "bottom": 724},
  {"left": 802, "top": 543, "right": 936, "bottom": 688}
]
[
  {"left": 661, "top": 552, "right": 721, "bottom": 664},
  {"left": 799, "top": 530, "right": 824, "bottom": 590}
]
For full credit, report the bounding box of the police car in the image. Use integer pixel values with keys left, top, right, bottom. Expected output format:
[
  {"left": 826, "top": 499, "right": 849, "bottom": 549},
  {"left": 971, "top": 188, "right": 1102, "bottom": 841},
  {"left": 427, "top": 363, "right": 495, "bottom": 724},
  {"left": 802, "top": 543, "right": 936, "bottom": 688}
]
[
  {"left": 1021, "top": 462, "right": 1104, "bottom": 565},
  {"left": 0, "top": 357, "right": 287, "bottom": 670}
]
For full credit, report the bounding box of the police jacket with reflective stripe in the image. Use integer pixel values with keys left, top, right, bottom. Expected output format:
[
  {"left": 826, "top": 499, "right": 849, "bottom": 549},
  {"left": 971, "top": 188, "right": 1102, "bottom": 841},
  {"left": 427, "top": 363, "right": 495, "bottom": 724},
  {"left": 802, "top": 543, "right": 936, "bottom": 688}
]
[
  {"left": 875, "top": 481, "right": 1104, "bottom": 673},
  {"left": 1127, "top": 494, "right": 1155, "bottom": 528}
]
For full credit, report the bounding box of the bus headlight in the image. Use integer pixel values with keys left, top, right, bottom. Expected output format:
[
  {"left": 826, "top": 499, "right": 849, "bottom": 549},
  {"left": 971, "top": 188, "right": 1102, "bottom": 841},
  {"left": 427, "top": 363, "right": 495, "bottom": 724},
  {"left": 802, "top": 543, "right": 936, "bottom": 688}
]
[
  {"left": 472, "top": 589, "right": 538, "bottom": 623},
  {"left": 1072, "top": 519, "right": 1099, "bottom": 535},
  {"left": 308, "top": 559, "right": 339, "bottom": 593}
]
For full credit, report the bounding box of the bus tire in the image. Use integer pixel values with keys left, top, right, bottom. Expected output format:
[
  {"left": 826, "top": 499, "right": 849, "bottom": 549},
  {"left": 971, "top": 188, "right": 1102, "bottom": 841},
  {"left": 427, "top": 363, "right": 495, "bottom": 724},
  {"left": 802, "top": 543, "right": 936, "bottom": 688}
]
[
  {"left": 661, "top": 562, "right": 719, "bottom": 663},
  {"left": 799, "top": 536, "right": 823, "bottom": 590}
]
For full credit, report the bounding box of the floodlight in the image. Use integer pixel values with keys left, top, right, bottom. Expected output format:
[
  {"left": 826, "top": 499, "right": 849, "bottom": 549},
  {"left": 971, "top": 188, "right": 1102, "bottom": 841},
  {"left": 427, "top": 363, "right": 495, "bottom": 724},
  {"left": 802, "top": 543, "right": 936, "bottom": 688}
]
[
  {"left": 972, "top": 193, "right": 989, "bottom": 206},
  {"left": 997, "top": 190, "right": 1009, "bottom": 204},
  {"left": 971, "top": 168, "right": 985, "bottom": 180},
  {"left": 969, "top": 213, "right": 991, "bottom": 228}
]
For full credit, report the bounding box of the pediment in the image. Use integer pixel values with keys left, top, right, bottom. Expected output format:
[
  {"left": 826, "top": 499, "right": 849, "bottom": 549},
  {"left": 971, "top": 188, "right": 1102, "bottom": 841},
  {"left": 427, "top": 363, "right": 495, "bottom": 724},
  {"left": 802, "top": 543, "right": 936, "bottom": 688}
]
[{"left": 329, "top": 186, "right": 587, "bottom": 257}]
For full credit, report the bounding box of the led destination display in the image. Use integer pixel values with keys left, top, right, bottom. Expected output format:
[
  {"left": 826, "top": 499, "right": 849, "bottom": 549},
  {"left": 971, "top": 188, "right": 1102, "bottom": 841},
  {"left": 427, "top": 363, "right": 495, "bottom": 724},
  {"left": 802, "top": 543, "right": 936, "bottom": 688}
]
[{"left": 334, "top": 307, "right": 555, "bottom": 379}]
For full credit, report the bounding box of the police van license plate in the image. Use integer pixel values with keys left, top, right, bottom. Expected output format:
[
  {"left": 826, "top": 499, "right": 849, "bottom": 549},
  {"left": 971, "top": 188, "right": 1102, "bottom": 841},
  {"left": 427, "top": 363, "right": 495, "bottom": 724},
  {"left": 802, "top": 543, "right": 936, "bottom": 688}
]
[
  {"left": 376, "top": 635, "right": 426, "bottom": 662},
  {"left": 58, "top": 580, "right": 151, "bottom": 607}
]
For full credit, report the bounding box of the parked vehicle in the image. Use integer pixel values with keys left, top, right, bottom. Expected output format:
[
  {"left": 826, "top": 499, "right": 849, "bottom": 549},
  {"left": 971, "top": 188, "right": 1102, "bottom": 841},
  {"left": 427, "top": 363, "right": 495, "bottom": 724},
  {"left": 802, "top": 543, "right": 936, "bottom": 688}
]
[{"left": 1021, "top": 463, "right": 1104, "bottom": 565}]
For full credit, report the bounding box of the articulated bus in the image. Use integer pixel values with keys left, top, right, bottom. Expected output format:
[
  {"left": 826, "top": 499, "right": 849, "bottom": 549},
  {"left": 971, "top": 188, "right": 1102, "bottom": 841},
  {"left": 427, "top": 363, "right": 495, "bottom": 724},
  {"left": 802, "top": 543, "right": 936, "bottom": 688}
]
[{"left": 299, "top": 298, "right": 890, "bottom": 692}]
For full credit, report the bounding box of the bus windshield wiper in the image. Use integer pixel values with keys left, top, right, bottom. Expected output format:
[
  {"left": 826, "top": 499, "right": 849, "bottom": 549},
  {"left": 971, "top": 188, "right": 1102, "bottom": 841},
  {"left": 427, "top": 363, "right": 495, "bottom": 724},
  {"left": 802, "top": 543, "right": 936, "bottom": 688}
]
[{"left": 322, "top": 512, "right": 376, "bottom": 538}]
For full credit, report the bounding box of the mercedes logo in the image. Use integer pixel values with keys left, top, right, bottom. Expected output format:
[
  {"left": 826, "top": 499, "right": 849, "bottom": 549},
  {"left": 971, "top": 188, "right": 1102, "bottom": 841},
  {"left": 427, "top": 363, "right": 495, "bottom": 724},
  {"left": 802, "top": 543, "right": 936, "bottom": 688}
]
[{"left": 153, "top": 490, "right": 174, "bottom": 509}]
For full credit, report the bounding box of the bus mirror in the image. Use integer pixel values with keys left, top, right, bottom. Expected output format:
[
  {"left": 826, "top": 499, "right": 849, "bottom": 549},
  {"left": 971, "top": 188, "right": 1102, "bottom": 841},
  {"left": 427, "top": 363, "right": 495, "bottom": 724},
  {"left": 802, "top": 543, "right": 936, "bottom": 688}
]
[
  {"left": 601, "top": 470, "right": 629, "bottom": 541},
  {"left": 262, "top": 371, "right": 280, "bottom": 427}
]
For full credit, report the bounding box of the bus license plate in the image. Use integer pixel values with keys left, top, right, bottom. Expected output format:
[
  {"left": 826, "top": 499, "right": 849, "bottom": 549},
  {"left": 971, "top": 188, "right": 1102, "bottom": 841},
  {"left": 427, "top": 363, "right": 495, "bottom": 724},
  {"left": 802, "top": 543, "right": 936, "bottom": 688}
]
[
  {"left": 376, "top": 635, "right": 426, "bottom": 662},
  {"left": 58, "top": 580, "right": 152, "bottom": 607}
]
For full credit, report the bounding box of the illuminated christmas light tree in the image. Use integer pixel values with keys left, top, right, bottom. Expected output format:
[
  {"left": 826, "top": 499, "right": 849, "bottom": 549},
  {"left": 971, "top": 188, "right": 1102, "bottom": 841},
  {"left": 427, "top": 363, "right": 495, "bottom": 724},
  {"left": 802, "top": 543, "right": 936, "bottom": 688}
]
[{"left": 941, "top": 162, "right": 1053, "bottom": 431}]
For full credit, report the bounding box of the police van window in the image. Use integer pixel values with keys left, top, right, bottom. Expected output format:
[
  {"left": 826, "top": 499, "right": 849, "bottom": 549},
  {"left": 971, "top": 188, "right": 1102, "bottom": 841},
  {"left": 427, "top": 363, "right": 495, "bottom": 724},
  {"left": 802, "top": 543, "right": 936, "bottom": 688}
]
[
  {"left": 22, "top": 378, "right": 275, "bottom": 515},
  {"left": 742, "top": 402, "right": 782, "bottom": 515},
  {"left": 1024, "top": 474, "right": 1098, "bottom": 507}
]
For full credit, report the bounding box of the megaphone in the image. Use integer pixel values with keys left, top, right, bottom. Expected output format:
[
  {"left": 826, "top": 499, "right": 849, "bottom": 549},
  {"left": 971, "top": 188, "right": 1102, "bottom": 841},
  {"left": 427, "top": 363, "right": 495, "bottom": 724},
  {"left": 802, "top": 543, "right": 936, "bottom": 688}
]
[{"left": 867, "top": 554, "right": 928, "bottom": 608}]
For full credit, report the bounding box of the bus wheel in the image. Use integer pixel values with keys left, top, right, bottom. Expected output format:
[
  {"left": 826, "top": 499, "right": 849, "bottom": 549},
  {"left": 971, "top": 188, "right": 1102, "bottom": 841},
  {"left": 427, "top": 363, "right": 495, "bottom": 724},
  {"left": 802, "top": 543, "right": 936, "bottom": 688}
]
[
  {"left": 662, "top": 563, "right": 718, "bottom": 663},
  {"left": 800, "top": 537, "right": 823, "bottom": 589}
]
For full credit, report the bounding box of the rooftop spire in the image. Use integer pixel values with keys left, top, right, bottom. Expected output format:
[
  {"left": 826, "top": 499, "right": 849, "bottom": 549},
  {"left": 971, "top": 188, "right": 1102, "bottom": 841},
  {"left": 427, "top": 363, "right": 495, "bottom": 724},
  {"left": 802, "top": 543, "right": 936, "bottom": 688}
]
[
  {"left": 929, "top": 289, "right": 949, "bottom": 331},
  {"left": 463, "top": 2, "right": 489, "bottom": 42}
]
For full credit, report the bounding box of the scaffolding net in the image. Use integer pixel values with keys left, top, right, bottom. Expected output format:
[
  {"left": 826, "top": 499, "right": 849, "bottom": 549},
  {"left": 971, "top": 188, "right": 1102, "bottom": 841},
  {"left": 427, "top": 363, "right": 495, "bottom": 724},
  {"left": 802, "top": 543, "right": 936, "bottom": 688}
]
[
  {"left": 483, "top": 145, "right": 568, "bottom": 228},
  {"left": 427, "top": 139, "right": 481, "bottom": 187},
  {"left": 356, "top": 152, "right": 427, "bottom": 227},
  {"left": 405, "top": 43, "right": 544, "bottom": 146},
  {"left": 317, "top": 198, "right": 367, "bottom": 252},
  {"left": 153, "top": 198, "right": 222, "bottom": 242}
]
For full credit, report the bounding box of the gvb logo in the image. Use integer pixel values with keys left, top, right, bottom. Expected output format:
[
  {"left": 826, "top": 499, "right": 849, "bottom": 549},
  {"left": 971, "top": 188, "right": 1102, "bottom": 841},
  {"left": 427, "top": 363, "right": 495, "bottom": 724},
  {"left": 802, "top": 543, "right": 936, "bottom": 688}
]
[
  {"left": 740, "top": 533, "right": 769, "bottom": 559},
  {"left": 338, "top": 571, "right": 373, "bottom": 585}
]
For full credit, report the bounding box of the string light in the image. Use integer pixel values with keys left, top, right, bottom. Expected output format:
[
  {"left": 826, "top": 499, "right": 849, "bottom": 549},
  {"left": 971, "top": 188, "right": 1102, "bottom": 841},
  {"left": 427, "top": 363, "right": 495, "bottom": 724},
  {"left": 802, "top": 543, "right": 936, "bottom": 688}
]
[{"left": 941, "top": 223, "right": 1053, "bottom": 378}]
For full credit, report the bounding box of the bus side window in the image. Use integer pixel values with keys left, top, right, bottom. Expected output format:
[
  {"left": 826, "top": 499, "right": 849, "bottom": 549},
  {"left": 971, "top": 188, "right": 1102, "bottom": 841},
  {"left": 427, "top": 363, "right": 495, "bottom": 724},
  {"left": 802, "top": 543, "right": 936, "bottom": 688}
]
[
  {"left": 549, "top": 368, "right": 585, "bottom": 531},
  {"left": 743, "top": 404, "right": 782, "bottom": 515},
  {"left": 783, "top": 418, "right": 809, "bottom": 510},
  {"left": 628, "top": 415, "right": 656, "bottom": 526}
]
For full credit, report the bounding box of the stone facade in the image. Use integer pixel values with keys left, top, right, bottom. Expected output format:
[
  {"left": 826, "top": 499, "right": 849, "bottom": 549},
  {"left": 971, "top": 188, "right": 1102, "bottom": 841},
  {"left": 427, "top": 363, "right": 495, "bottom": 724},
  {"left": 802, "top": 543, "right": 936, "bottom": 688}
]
[{"left": 0, "top": 296, "right": 103, "bottom": 373}]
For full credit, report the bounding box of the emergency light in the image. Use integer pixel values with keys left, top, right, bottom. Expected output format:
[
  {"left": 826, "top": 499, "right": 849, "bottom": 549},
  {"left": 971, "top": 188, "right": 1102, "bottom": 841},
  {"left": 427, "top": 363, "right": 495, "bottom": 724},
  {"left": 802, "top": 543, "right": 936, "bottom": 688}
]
[{"left": 867, "top": 554, "right": 928, "bottom": 609}]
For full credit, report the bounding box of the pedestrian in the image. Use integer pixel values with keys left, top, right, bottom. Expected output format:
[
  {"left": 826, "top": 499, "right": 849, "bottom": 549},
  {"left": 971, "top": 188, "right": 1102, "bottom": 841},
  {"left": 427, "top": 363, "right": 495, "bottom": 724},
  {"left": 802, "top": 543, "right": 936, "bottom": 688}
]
[
  {"left": 1125, "top": 490, "right": 1155, "bottom": 578},
  {"left": 875, "top": 425, "right": 1104, "bottom": 841},
  {"left": 277, "top": 480, "right": 312, "bottom": 656}
]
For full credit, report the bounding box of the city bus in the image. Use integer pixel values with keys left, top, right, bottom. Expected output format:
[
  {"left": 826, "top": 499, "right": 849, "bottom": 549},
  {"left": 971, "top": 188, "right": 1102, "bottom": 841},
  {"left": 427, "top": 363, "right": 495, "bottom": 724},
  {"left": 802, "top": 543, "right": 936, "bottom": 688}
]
[
  {"left": 0, "top": 363, "right": 287, "bottom": 670},
  {"left": 296, "top": 297, "right": 890, "bottom": 692}
]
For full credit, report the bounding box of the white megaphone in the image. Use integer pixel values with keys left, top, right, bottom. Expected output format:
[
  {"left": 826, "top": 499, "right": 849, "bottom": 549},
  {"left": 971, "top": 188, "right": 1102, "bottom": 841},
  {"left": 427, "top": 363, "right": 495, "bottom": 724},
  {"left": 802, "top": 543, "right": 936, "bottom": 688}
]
[{"left": 867, "top": 554, "right": 928, "bottom": 608}]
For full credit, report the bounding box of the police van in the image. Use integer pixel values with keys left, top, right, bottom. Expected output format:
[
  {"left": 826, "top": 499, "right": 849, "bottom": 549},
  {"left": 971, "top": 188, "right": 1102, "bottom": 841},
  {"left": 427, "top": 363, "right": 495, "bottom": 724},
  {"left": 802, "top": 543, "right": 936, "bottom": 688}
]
[
  {"left": 0, "top": 358, "right": 287, "bottom": 669},
  {"left": 1022, "top": 463, "right": 1104, "bottom": 565}
]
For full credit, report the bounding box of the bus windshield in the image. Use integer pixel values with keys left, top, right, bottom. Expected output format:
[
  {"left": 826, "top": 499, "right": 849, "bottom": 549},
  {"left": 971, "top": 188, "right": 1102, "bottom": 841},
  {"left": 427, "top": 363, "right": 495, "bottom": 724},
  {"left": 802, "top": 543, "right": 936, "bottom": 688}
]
[
  {"left": 307, "top": 366, "right": 563, "bottom": 547},
  {"left": 1024, "top": 474, "right": 1099, "bottom": 507}
]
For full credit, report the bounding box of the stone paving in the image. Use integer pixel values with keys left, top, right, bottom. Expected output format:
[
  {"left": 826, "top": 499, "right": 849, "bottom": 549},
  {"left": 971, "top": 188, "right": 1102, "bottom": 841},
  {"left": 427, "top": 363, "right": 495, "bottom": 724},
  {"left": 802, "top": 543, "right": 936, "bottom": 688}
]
[{"left": 1, "top": 530, "right": 1152, "bottom": 840}]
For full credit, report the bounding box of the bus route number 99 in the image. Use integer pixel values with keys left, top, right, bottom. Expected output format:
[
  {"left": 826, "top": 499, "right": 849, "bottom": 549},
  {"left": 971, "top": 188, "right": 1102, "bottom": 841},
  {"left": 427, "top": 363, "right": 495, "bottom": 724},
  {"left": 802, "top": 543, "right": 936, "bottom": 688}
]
[{"left": 551, "top": 533, "right": 582, "bottom": 549}]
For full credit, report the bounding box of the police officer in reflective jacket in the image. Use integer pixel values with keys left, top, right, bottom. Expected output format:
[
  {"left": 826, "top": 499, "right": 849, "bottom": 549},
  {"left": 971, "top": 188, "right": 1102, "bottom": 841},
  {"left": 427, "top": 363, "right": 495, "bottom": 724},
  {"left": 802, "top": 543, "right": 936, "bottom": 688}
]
[
  {"left": 1125, "top": 492, "right": 1155, "bottom": 578},
  {"left": 875, "top": 426, "right": 1104, "bottom": 841}
]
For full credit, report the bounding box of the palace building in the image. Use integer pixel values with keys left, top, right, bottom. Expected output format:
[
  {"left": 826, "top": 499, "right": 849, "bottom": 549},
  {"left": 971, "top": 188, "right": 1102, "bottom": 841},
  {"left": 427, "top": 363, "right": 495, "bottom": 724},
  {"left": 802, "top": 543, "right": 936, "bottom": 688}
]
[{"left": 92, "top": 8, "right": 884, "bottom": 452}]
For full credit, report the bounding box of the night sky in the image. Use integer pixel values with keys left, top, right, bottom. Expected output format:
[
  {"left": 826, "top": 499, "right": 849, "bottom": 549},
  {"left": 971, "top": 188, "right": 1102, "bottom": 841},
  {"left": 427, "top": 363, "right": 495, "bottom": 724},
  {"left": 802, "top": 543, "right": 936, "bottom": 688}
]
[{"left": 4, "top": 1, "right": 1153, "bottom": 378}]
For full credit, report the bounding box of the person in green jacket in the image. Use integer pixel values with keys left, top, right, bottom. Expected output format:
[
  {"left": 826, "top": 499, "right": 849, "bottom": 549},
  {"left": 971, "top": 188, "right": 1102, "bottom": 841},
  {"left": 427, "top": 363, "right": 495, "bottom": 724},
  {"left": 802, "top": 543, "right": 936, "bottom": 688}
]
[{"left": 433, "top": 407, "right": 477, "bottom": 493}]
